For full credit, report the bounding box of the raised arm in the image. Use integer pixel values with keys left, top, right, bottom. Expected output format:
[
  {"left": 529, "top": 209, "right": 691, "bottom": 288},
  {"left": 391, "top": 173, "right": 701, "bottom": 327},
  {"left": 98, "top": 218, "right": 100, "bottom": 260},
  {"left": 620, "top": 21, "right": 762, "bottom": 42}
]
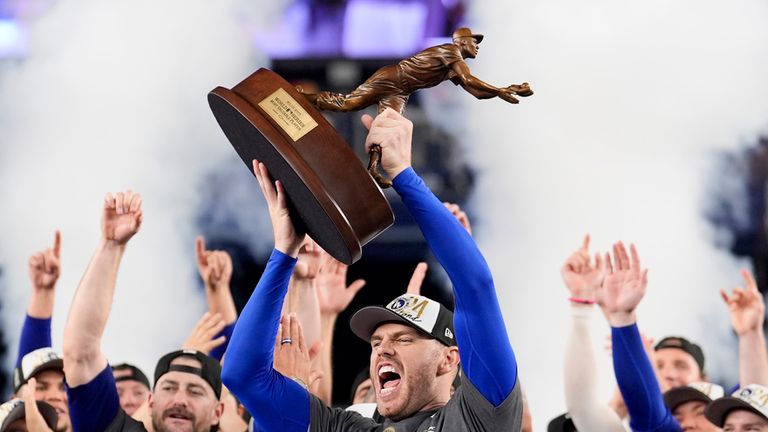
[
  {"left": 561, "top": 236, "right": 626, "bottom": 431},
  {"left": 195, "top": 236, "right": 237, "bottom": 360},
  {"left": 63, "top": 190, "right": 143, "bottom": 386},
  {"left": 721, "top": 269, "right": 768, "bottom": 387},
  {"left": 62, "top": 190, "right": 143, "bottom": 432},
  {"left": 362, "top": 108, "right": 516, "bottom": 406},
  {"left": 596, "top": 242, "right": 680, "bottom": 432},
  {"left": 314, "top": 254, "right": 366, "bottom": 404},
  {"left": 221, "top": 161, "right": 312, "bottom": 432},
  {"left": 17, "top": 231, "right": 61, "bottom": 365}
]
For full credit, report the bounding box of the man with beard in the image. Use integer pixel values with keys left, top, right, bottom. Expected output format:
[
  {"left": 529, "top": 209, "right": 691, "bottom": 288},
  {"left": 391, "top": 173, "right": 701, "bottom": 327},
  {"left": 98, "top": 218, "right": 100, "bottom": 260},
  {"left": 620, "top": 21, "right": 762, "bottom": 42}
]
[
  {"left": 62, "top": 189, "right": 224, "bottom": 431},
  {"left": 223, "top": 108, "right": 523, "bottom": 431}
]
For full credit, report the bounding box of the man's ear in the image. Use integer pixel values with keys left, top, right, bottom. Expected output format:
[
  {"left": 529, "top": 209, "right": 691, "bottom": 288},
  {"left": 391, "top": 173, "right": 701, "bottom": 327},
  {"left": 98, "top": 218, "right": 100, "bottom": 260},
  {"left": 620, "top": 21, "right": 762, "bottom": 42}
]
[
  {"left": 213, "top": 400, "right": 225, "bottom": 425},
  {"left": 437, "top": 346, "right": 460, "bottom": 376}
]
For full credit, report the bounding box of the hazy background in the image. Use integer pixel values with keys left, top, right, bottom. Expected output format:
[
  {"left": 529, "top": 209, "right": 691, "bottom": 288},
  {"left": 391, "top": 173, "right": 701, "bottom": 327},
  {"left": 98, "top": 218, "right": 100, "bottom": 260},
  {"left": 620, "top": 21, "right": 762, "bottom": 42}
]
[{"left": 2, "top": 0, "right": 768, "bottom": 427}]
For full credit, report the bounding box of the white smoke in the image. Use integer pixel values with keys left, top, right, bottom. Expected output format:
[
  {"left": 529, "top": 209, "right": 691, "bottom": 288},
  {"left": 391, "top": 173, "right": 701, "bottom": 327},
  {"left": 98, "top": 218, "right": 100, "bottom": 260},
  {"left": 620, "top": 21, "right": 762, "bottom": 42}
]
[
  {"left": 0, "top": 0, "right": 276, "bottom": 379},
  {"left": 456, "top": 0, "right": 768, "bottom": 427}
]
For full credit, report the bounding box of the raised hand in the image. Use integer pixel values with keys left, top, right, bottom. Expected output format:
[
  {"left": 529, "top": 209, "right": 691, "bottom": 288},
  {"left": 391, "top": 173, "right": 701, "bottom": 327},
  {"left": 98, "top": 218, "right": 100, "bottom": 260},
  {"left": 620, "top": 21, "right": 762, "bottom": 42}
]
[
  {"left": 315, "top": 255, "right": 366, "bottom": 316},
  {"left": 294, "top": 239, "right": 326, "bottom": 282},
  {"left": 182, "top": 312, "right": 227, "bottom": 355},
  {"left": 721, "top": 269, "right": 765, "bottom": 336},
  {"left": 273, "top": 314, "right": 322, "bottom": 391},
  {"left": 195, "top": 236, "right": 233, "bottom": 290},
  {"left": 596, "top": 242, "right": 648, "bottom": 327},
  {"left": 361, "top": 108, "right": 413, "bottom": 180},
  {"left": 102, "top": 190, "right": 143, "bottom": 245},
  {"left": 561, "top": 234, "right": 604, "bottom": 301},
  {"left": 253, "top": 160, "right": 304, "bottom": 257},
  {"left": 443, "top": 202, "right": 472, "bottom": 235},
  {"left": 28, "top": 231, "right": 61, "bottom": 291}
]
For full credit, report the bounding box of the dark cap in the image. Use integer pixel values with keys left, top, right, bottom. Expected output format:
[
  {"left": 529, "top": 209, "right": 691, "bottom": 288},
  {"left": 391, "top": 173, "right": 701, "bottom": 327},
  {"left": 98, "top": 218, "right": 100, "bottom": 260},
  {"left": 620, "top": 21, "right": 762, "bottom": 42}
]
[
  {"left": 664, "top": 382, "right": 724, "bottom": 412},
  {"left": 113, "top": 363, "right": 151, "bottom": 390},
  {"left": 655, "top": 336, "right": 705, "bottom": 373},
  {"left": 452, "top": 27, "right": 484, "bottom": 43},
  {"left": 13, "top": 347, "right": 64, "bottom": 393},
  {"left": 706, "top": 384, "right": 768, "bottom": 427},
  {"left": 547, "top": 412, "right": 577, "bottom": 432},
  {"left": 350, "top": 294, "right": 456, "bottom": 347},
  {"left": 154, "top": 350, "right": 222, "bottom": 399},
  {"left": 0, "top": 399, "right": 58, "bottom": 432}
]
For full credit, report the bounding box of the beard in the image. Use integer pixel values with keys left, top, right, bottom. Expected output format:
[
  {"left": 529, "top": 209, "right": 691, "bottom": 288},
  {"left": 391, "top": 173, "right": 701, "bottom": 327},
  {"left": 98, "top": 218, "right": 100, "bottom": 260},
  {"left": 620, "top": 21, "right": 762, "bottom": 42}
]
[
  {"left": 378, "top": 359, "right": 440, "bottom": 421},
  {"left": 152, "top": 407, "right": 202, "bottom": 432}
]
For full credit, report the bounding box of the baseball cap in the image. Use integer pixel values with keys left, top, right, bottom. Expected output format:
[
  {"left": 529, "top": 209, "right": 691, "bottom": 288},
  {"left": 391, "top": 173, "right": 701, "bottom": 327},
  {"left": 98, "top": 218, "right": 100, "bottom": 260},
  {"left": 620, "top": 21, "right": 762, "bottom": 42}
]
[
  {"left": 350, "top": 294, "right": 456, "bottom": 347},
  {"left": 706, "top": 384, "right": 768, "bottom": 427},
  {"left": 113, "top": 363, "right": 151, "bottom": 390},
  {"left": 13, "top": 347, "right": 64, "bottom": 393},
  {"left": 664, "top": 381, "right": 724, "bottom": 412},
  {"left": 452, "top": 27, "right": 484, "bottom": 43},
  {"left": 547, "top": 412, "right": 577, "bottom": 432},
  {"left": 154, "top": 349, "right": 222, "bottom": 399},
  {"left": 0, "top": 399, "right": 58, "bottom": 432},
  {"left": 655, "top": 336, "right": 705, "bottom": 373}
]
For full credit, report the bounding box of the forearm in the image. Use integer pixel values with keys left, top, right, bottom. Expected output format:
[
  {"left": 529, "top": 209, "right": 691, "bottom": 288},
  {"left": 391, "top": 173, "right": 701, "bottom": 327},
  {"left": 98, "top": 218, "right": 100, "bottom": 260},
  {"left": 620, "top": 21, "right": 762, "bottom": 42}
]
[
  {"left": 27, "top": 289, "right": 55, "bottom": 319},
  {"left": 463, "top": 75, "right": 501, "bottom": 97},
  {"left": 612, "top": 324, "right": 678, "bottom": 431},
  {"left": 205, "top": 285, "right": 238, "bottom": 324},
  {"left": 566, "top": 306, "right": 625, "bottom": 431},
  {"left": 222, "top": 250, "right": 310, "bottom": 432},
  {"left": 739, "top": 328, "right": 768, "bottom": 386},
  {"left": 63, "top": 240, "right": 124, "bottom": 386},
  {"left": 316, "top": 313, "right": 337, "bottom": 405},
  {"left": 393, "top": 168, "right": 516, "bottom": 405},
  {"left": 285, "top": 278, "right": 322, "bottom": 351}
]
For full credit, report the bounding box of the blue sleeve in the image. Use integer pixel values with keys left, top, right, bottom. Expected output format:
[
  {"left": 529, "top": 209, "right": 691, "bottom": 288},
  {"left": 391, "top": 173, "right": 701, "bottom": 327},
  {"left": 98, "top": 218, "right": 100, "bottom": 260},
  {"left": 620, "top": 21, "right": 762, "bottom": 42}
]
[
  {"left": 209, "top": 322, "right": 235, "bottom": 361},
  {"left": 392, "top": 167, "right": 516, "bottom": 407},
  {"left": 612, "top": 324, "right": 681, "bottom": 432},
  {"left": 16, "top": 314, "right": 52, "bottom": 367},
  {"left": 221, "top": 249, "right": 310, "bottom": 432},
  {"left": 66, "top": 364, "right": 120, "bottom": 432}
]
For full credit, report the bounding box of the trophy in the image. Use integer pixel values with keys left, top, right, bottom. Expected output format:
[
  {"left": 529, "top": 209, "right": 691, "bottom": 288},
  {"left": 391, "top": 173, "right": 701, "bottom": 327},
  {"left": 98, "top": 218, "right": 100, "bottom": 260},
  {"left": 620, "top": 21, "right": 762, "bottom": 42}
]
[{"left": 208, "top": 27, "right": 532, "bottom": 265}]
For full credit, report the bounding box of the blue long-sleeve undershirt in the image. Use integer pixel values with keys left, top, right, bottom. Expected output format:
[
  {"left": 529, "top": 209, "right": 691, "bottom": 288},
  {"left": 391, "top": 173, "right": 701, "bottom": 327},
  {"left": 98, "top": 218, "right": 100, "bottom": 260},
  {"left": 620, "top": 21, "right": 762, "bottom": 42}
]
[
  {"left": 612, "top": 324, "right": 681, "bottom": 432},
  {"left": 221, "top": 250, "right": 310, "bottom": 432},
  {"left": 392, "top": 167, "right": 517, "bottom": 406},
  {"left": 16, "top": 314, "right": 52, "bottom": 367}
]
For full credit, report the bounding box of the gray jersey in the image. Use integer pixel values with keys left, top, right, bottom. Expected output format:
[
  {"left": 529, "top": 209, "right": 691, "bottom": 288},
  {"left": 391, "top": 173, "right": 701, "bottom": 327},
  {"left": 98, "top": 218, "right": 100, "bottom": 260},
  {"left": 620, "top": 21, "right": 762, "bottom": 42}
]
[{"left": 310, "top": 376, "right": 523, "bottom": 432}]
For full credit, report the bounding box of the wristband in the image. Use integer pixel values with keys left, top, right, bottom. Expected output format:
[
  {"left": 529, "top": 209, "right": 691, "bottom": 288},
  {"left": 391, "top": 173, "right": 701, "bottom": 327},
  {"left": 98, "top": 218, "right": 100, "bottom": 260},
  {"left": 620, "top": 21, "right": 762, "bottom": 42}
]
[
  {"left": 569, "top": 297, "right": 596, "bottom": 305},
  {"left": 292, "top": 377, "right": 309, "bottom": 390}
]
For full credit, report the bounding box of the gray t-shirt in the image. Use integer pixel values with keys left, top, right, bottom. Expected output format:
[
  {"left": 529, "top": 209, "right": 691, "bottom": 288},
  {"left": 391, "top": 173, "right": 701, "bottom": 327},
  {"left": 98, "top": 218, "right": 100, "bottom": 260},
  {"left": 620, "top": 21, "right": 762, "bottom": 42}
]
[{"left": 310, "top": 376, "right": 523, "bottom": 431}]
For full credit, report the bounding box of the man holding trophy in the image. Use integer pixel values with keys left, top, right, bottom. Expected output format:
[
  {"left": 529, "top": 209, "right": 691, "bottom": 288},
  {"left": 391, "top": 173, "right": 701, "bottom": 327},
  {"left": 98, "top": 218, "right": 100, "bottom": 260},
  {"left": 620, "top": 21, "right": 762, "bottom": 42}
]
[{"left": 222, "top": 106, "right": 525, "bottom": 431}]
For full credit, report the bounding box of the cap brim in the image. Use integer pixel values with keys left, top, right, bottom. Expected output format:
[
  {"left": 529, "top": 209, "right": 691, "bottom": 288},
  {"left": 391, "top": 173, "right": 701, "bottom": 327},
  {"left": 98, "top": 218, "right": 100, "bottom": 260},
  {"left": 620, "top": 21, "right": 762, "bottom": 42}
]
[
  {"left": 350, "top": 306, "right": 429, "bottom": 343},
  {"left": 473, "top": 34, "right": 484, "bottom": 43},
  {"left": 706, "top": 397, "right": 768, "bottom": 427},
  {"left": 0, "top": 405, "right": 25, "bottom": 432},
  {"left": 664, "top": 387, "right": 712, "bottom": 412}
]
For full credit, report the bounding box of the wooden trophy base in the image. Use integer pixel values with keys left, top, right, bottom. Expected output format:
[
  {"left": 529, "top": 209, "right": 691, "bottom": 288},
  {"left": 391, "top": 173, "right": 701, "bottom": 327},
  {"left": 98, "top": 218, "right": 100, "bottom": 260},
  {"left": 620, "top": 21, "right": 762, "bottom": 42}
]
[{"left": 208, "top": 68, "right": 394, "bottom": 265}]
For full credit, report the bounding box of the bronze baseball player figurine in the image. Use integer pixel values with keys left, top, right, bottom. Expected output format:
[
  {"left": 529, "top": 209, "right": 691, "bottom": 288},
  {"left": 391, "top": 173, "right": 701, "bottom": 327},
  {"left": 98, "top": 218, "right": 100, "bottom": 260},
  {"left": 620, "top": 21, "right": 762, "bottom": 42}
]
[{"left": 298, "top": 27, "right": 533, "bottom": 187}]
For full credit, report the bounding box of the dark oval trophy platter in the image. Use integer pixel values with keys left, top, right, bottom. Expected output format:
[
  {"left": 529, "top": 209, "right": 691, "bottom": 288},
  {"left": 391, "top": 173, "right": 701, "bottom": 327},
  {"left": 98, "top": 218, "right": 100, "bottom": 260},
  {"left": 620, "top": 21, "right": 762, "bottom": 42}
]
[{"left": 208, "top": 68, "right": 394, "bottom": 265}]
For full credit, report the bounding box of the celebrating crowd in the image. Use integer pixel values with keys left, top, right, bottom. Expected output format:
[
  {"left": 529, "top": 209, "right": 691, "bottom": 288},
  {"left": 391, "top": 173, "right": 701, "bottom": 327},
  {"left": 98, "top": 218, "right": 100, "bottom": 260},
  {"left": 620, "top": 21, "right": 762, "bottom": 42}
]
[{"left": 2, "top": 108, "right": 767, "bottom": 432}]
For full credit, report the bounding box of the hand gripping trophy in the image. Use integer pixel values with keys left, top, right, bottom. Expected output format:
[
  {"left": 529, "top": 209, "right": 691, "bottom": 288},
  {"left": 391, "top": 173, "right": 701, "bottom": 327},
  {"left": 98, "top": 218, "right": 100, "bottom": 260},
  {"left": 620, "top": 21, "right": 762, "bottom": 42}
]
[
  {"left": 297, "top": 27, "right": 533, "bottom": 187},
  {"left": 208, "top": 27, "right": 532, "bottom": 264}
]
